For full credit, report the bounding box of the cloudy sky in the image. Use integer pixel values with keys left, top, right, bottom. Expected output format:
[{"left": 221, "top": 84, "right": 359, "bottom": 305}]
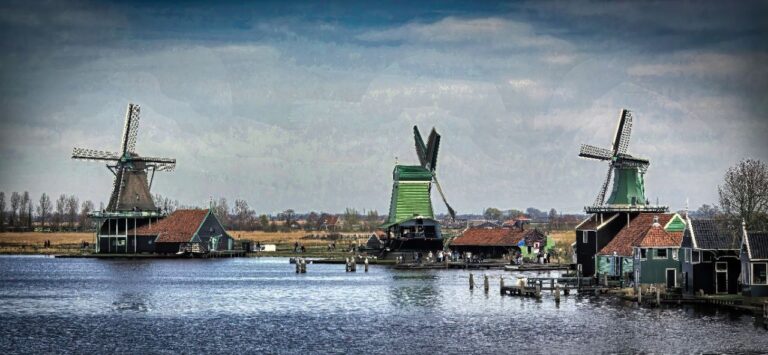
[{"left": 0, "top": 1, "right": 766, "bottom": 215}]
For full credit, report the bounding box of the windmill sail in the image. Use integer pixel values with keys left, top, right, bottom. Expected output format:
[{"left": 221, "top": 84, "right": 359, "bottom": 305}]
[{"left": 433, "top": 175, "right": 456, "bottom": 220}]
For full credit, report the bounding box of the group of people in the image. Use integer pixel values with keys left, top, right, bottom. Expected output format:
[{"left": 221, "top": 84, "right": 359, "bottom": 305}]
[{"left": 293, "top": 242, "right": 306, "bottom": 253}]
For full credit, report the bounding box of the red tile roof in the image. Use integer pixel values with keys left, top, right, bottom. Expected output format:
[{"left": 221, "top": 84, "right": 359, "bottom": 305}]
[
  {"left": 598, "top": 214, "right": 675, "bottom": 256},
  {"left": 129, "top": 209, "right": 209, "bottom": 243},
  {"left": 638, "top": 227, "right": 683, "bottom": 248},
  {"left": 451, "top": 227, "right": 544, "bottom": 247},
  {"left": 451, "top": 228, "right": 523, "bottom": 246}
]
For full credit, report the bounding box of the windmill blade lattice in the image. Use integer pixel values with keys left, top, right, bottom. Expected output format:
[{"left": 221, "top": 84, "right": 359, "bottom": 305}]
[
  {"left": 72, "top": 148, "right": 122, "bottom": 162},
  {"left": 594, "top": 163, "right": 614, "bottom": 206},
  {"left": 121, "top": 104, "right": 141, "bottom": 155},
  {"left": 612, "top": 109, "right": 633, "bottom": 155}
]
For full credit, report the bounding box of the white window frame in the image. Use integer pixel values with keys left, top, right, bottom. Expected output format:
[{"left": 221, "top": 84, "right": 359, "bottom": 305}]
[
  {"left": 665, "top": 268, "right": 677, "bottom": 288},
  {"left": 692, "top": 250, "right": 701, "bottom": 264},
  {"left": 752, "top": 263, "right": 768, "bottom": 285},
  {"left": 672, "top": 248, "right": 679, "bottom": 261},
  {"left": 684, "top": 248, "right": 690, "bottom": 263},
  {"left": 639, "top": 248, "right": 647, "bottom": 261},
  {"left": 582, "top": 232, "right": 588, "bottom": 244},
  {"left": 655, "top": 248, "right": 668, "bottom": 260}
]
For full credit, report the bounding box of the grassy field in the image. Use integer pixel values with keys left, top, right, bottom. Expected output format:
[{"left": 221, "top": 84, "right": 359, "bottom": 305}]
[{"left": 0, "top": 229, "right": 577, "bottom": 255}]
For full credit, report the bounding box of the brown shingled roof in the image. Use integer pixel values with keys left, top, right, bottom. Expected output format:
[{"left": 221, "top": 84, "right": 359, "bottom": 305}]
[
  {"left": 129, "top": 209, "right": 209, "bottom": 243},
  {"left": 598, "top": 214, "right": 675, "bottom": 256}
]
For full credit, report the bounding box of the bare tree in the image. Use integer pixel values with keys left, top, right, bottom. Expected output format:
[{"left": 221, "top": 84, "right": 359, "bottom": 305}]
[
  {"left": 212, "top": 198, "right": 230, "bottom": 227},
  {"left": 365, "top": 210, "right": 379, "bottom": 232},
  {"left": 719, "top": 158, "right": 768, "bottom": 229},
  {"left": 66, "top": 195, "right": 79, "bottom": 230},
  {"left": 37, "top": 193, "right": 52, "bottom": 228},
  {"left": 548, "top": 208, "right": 559, "bottom": 230},
  {"left": 0, "top": 192, "right": 5, "bottom": 231},
  {"left": 80, "top": 200, "right": 94, "bottom": 230},
  {"left": 19, "top": 191, "right": 30, "bottom": 228},
  {"left": 10, "top": 192, "right": 20, "bottom": 227},
  {"left": 54, "top": 194, "right": 66, "bottom": 231},
  {"left": 234, "top": 199, "right": 254, "bottom": 230}
]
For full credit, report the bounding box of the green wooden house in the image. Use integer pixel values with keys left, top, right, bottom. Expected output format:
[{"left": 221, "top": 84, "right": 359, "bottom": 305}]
[
  {"left": 632, "top": 215, "right": 686, "bottom": 288},
  {"left": 597, "top": 213, "right": 685, "bottom": 282}
]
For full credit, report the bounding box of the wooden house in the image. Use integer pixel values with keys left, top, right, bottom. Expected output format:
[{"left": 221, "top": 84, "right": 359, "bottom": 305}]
[
  {"left": 681, "top": 217, "right": 741, "bottom": 295},
  {"left": 129, "top": 209, "right": 234, "bottom": 254},
  {"left": 450, "top": 227, "right": 547, "bottom": 259},
  {"left": 575, "top": 213, "right": 628, "bottom": 277},
  {"left": 741, "top": 230, "right": 768, "bottom": 297},
  {"left": 597, "top": 213, "right": 685, "bottom": 281},
  {"left": 632, "top": 216, "right": 685, "bottom": 289}
]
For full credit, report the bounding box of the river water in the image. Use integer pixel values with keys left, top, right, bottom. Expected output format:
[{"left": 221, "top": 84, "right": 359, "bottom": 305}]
[{"left": 0, "top": 255, "right": 766, "bottom": 354}]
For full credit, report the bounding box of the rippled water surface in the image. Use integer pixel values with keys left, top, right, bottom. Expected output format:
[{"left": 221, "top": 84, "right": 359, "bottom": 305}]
[{"left": 1, "top": 255, "right": 767, "bottom": 354}]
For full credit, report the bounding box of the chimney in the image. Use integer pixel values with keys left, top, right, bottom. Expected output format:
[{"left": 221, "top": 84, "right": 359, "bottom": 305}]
[{"left": 652, "top": 215, "right": 661, "bottom": 228}]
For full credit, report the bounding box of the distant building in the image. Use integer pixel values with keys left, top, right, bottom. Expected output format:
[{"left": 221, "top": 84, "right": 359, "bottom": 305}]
[
  {"left": 320, "top": 215, "right": 340, "bottom": 231},
  {"left": 741, "top": 230, "right": 768, "bottom": 297},
  {"left": 681, "top": 218, "right": 741, "bottom": 295},
  {"left": 450, "top": 227, "right": 548, "bottom": 259},
  {"left": 129, "top": 209, "right": 234, "bottom": 254}
]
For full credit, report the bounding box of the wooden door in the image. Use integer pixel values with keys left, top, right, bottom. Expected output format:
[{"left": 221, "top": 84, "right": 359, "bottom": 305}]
[{"left": 666, "top": 269, "right": 676, "bottom": 289}]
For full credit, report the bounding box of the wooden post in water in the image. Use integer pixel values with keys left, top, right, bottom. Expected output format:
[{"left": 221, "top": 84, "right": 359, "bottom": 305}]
[
  {"left": 551, "top": 279, "right": 554, "bottom": 293},
  {"left": 656, "top": 287, "right": 661, "bottom": 306},
  {"left": 555, "top": 284, "right": 561, "bottom": 303},
  {"left": 638, "top": 286, "right": 642, "bottom": 304},
  {"left": 364, "top": 257, "right": 369, "bottom": 272},
  {"left": 295, "top": 259, "right": 300, "bottom": 274},
  {"left": 535, "top": 284, "right": 541, "bottom": 298},
  {"left": 469, "top": 273, "right": 475, "bottom": 290},
  {"left": 603, "top": 273, "right": 608, "bottom": 287},
  {"left": 300, "top": 258, "right": 307, "bottom": 273},
  {"left": 483, "top": 274, "right": 489, "bottom": 293},
  {"left": 500, "top": 275, "right": 504, "bottom": 289}
]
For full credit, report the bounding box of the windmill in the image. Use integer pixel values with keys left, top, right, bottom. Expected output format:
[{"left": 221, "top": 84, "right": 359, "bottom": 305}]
[
  {"left": 380, "top": 125, "right": 456, "bottom": 252},
  {"left": 72, "top": 103, "right": 176, "bottom": 212},
  {"left": 579, "top": 109, "right": 651, "bottom": 208}
]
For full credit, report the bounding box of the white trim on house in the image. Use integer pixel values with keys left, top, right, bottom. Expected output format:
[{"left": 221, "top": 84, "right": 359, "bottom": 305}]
[
  {"left": 665, "top": 268, "right": 678, "bottom": 288},
  {"left": 663, "top": 213, "right": 683, "bottom": 230},
  {"left": 595, "top": 213, "right": 620, "bottom": 231},
  {"left": 752, "top": 262, "right": 768, "bottom": 285},
  {"left": 686, "top": 215, "right": 698, "bottom": 250},
  {"left": 575, "top": 215, "right": 595, "bottom": 230}
]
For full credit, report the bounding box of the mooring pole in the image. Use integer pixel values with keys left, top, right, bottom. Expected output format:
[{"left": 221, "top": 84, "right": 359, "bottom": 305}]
[
  {"left": 500, "top": 275, "right": 504, "bottom": 289},
  {"left": 364, "top": 257, "right": 369, "bottom": 272},
  {"left": 483, "top": 274, "right": 489, "bottom": 293},
  {"left": 296, "top": 259, "right": 300, "bottom": 274},
  {"left": 656, "top": 288, "right": 661, "bottom": 306},
  {"left": 638, "top": 286, "right": 642, "bottom": 304},
  {"left": 469, "top": 273, "right": 475, "bottom": 290},
  {"left": 555, "top": 284, "right": 561, "bottom": 303}
]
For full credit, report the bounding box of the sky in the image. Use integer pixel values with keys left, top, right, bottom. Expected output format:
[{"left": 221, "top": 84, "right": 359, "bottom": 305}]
[{"left": 0, "top": 0, "right": 766, "bottom": 215}]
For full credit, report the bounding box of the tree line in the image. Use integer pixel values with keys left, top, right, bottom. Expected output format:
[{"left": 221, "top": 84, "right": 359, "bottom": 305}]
[{"left": 0, "top": 191, "right": 96, "bottom": 232}]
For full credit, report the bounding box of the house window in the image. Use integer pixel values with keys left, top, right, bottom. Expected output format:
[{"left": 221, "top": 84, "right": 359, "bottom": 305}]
[
  {"left": 582, "top": 233, "right": 588, "bottom": 244},
  {"left": 684, "top": 249, "right": 690, "bottom": 263},
  {"left": 672, "top": 249, "right": 679, "bottom": 261},
  {"left": 702, "top": 252, "right": 713, "bottom": 263},
  {"left": 716, "top": 263, "right": 727, "bottom": 271},
  {"left": 656, "top": 248, "right": 668, "bottom": 259},
  {"left": 753, "top": 263, "right": 768, "bottom": 285},
  {"left": 639, "top": 248, "right": 647, "bottom": 260},
  {"left": 692, "top": 250, "right": 701, "bottom": 264},
  {"left": 117, "top": 239, "right": 126, "bottom": 246}
]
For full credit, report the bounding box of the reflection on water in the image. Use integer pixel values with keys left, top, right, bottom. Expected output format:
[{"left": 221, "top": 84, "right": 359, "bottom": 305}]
[
  {"left": 0, "top": 255, "right": 766, "bottom": 354},
  {"left": 389, "top": 272, "right": 440, "bottom": 308}
]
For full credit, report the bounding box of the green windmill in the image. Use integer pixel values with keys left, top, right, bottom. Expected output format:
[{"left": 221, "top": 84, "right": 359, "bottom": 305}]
[
  {"left": 580, "top": 109, "right": 664, "bottom": 213},
  {"left": 381, "top": 126, "right": 456, "bottom": 251}
]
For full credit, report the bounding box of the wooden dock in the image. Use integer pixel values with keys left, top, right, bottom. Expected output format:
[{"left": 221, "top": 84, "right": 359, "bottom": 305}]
[{"left": 504, "top": 264, "right": 572, "bottom": 272}]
